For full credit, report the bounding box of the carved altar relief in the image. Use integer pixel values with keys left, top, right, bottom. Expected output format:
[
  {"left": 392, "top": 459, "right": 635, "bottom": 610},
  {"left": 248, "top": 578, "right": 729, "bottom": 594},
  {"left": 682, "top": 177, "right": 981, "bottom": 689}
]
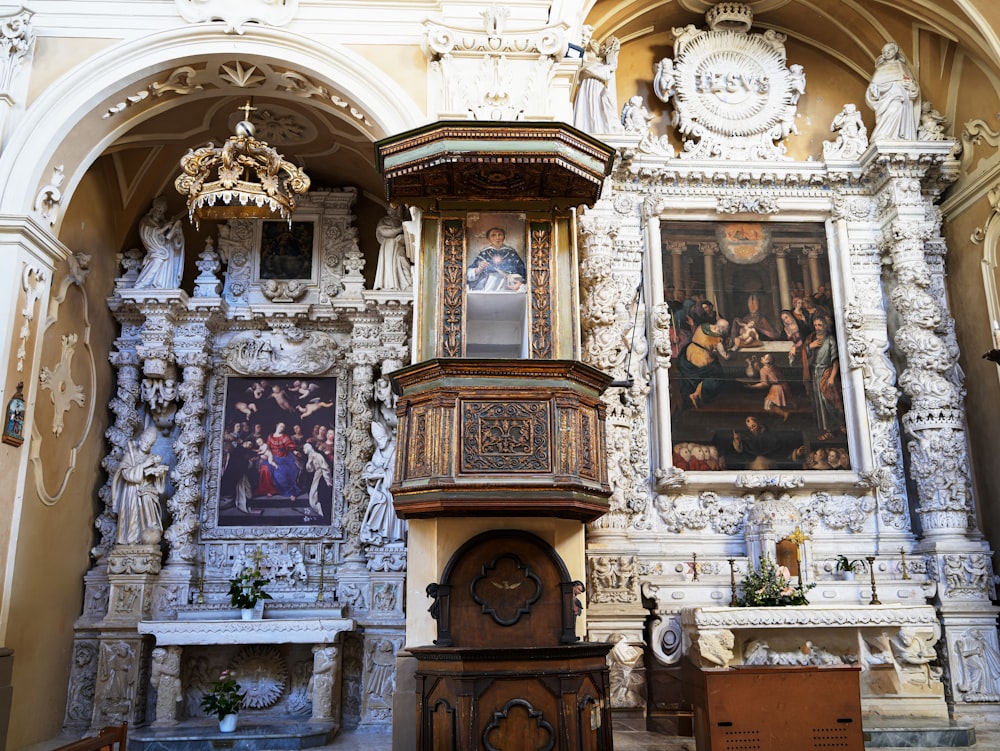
[
  {"left": 218, "top": 189, "right": 358, "bottom": 314},
  {"left": 654, "top": 3, "right": 804, "bottom": 160}
]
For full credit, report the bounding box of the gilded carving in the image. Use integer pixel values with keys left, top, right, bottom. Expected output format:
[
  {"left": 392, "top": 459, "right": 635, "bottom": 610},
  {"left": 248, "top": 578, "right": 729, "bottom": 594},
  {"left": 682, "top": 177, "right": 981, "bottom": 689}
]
[
  {"left": 461, "top": 401, "right": 550, "bottom": 472},
  {"left": 441, "top": 220, "right": 465, "bottom": 357},
  {"left": 528, "top": 222, "right": 553, "bottom": 359}
]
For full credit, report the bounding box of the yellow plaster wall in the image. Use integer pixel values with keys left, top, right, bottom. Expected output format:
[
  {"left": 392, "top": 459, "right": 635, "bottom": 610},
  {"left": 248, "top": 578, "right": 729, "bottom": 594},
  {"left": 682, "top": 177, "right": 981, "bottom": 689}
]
[
  {"left": 943, "top": 192, "right": 1000, "bottom": 552},
  {"left": 4, "top": 169, "right": 119, "bottom": 748},
  {"left": 28, "top": 37, "right": 114, "bottom": 106}
]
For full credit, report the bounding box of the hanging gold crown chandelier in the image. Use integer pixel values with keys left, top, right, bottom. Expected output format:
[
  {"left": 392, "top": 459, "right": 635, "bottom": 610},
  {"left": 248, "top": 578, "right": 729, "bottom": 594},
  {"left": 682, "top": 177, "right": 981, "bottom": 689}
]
[{"left": 174, "top": 100, "right": 310, "bottom": 225}]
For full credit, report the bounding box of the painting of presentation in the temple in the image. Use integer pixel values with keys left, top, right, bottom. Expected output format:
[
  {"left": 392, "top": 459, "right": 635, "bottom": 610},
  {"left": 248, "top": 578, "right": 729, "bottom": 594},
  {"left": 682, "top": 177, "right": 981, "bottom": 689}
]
[
  {"left": 664, "top": 221, "right": 851, "bottom": 472},
  {"left": 217, "top": 376, "right": 337, "bottom": 526}
]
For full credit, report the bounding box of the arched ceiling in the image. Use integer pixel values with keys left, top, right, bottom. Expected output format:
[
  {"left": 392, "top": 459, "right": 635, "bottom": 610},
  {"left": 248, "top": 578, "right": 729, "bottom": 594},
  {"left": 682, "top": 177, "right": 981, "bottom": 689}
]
[{"left": 584, "top": 0, "right": 1000, "bottom": 73}]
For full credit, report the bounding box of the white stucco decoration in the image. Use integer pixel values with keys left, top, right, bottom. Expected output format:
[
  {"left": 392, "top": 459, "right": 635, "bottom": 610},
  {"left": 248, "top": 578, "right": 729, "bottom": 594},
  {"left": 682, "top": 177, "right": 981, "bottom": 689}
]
[
  {"left": 39, "top": 333, "right": 86, "bottom": 437},
  {"left": 175, "top": 0, "right": 298, "bottom": 34},
  {"left": 653, "top": 3, "right": 803, "bottom": 160}
]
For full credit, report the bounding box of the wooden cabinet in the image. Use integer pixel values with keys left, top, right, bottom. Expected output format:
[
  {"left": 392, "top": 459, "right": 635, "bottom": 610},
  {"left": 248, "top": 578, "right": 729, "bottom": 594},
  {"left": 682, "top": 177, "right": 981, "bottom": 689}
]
[
  {"left": 683, "top": 663, "right": 863, "bottom": 751},
  {"left": 413, "top": 645, "right": 613, "bottom": 751}
]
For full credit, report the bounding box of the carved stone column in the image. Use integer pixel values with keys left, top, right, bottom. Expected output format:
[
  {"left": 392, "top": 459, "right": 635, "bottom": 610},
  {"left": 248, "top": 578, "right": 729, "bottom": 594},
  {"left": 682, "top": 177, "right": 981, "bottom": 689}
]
[
  {"left": 864, "top": 143, "right": 1000, "bottom": 722},
  {"left": 344, "top": 312, "right": 379, "bottom": 538},
  {"left": 578, "top": 205, "right": 652, "bottom": 571}
]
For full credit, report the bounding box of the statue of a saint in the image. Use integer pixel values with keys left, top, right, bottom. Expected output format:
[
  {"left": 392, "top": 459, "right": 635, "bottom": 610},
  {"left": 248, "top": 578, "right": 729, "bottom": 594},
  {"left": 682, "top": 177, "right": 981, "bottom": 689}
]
[
  {"left": 111, "top": 425, "right": 167, "bottom": 546},
  {"left": 865, "top": 42, "right": 921, "bottom": 141},
  {"left": 373, "top": 206, "right": 413, "bottom": 291},
  {"left": 150, "top": 646, "right": 182, "bottom": 725},
  {"left": 359, "top": 421, "right": 406, "bottom": 545},
  {"left": 134, "top": 196, "right": 185, "bottom": 289},
  {"left": 573, "top": 26, "right": 624, "bottom": 135}
]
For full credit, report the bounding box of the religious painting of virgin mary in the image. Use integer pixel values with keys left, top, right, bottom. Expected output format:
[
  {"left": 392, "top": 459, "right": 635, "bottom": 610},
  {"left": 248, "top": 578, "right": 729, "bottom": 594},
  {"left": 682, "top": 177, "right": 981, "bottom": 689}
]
[
  {"left": 663, "top": 221, "right": 850, "bottom": 472},
  {"left": 217, "top": 376, "right": 338, "bottom": 527}
]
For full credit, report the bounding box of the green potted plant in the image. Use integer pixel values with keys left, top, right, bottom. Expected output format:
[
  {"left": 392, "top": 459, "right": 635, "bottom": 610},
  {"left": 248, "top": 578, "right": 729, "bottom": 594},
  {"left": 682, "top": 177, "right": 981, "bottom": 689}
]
[
  {"left": 228, "top": 566, "right": 273, "bottom": 619},
  {"left": 835, "top": 555, "right": 867, "bottom": 581},
  {"left": 200, "top": 669, "right": 245, "bottom": 732}
]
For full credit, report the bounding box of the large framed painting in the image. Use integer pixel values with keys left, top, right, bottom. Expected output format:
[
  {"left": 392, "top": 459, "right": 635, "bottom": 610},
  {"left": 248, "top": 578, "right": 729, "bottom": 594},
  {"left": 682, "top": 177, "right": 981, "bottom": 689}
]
[
  {"left": 664, "top": 221, "right": 851, "bottom": 472},
  {"left": 213, "top": 375, "right": 339, "bottom": 530}
]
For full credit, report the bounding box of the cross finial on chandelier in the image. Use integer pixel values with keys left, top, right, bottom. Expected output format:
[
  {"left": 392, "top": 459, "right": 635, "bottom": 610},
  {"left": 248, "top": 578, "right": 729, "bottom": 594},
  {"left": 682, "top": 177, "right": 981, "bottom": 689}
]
[{"left": 239, "top": 98, "right": 256, "bottom": 122}]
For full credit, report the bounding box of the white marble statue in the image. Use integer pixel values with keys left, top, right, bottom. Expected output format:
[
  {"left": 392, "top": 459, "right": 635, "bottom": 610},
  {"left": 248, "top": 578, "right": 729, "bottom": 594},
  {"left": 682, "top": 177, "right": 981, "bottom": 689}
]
[
  {"left": 607, "top": 634, "right": 645, "bottom": 708},
  {"left": 865, "top": 42, "right": 921, "bottom": 141},
  {"left": 111, "top": 425, "right": 167, "bottom": 546},
  {"left": 823, "top": 103, "right": 869, "bottom": 160},
  {"left": 918, "top": 101, "right": 948, "bottom": 140},
  {"left": 150, "top": 646, "right": 182, "bottom": 725},
  {"left": 359, "top": 421, "right": 406, "bottom": 545},
  {"left": 373, "top": 206, "right": 413, "bottom": 291},
  {"left": 573, "top": 25, "right": 623, "bottom": 135},
  {"left": 621, "top": 96, "right": 654, "bottom": 137},
  {"left": 309, "top": 645, "right": 336, "bottom": 720},
  {"left": 134, "top": 196, "right": 185, "bottom": 289}
]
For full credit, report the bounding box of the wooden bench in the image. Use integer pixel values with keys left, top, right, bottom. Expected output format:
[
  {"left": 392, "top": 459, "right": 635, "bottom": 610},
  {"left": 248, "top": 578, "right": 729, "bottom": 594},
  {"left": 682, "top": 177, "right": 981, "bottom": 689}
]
[{"left": 54, "top": 723, "right": 127, "bottom": 751}]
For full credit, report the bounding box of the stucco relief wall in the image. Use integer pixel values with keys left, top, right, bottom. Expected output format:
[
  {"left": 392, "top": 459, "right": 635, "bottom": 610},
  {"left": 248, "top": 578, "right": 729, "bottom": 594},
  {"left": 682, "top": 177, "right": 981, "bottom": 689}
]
[{"left": 5, "top": 167, "right": 121, "bottom": 747}]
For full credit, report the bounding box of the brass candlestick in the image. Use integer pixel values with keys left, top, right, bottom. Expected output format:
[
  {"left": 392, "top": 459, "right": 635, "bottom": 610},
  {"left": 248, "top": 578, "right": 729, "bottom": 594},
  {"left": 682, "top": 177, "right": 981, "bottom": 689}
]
[
  {"left": 194, "top": 554, "right": 205, "bottom": 604},
  {"left": 866, "top": 555, "right": 880, "bottom": 605},
  {"left": 728, "top": 558, "right": 738, "bottom": 606},
  {"left": 316, "top": 543, "right": 327, "bottom": 603},
  {"left": 899, "top": 547, "right": 911, "bottom": 580}
]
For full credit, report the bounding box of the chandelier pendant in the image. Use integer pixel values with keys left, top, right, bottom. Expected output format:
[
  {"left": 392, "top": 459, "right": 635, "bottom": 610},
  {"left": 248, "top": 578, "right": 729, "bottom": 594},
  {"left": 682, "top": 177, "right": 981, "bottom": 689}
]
[{"left": 175, "top": 100, "right": 310, "bottom": 226}]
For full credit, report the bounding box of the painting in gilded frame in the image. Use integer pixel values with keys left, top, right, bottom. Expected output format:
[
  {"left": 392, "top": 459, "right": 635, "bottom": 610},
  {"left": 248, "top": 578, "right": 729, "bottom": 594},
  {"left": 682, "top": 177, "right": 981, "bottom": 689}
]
[
  {"left": 664, "top": 221, "right": 851, "bottom": 472},
  {"left": 217, "top": 376, "right": 337, "bottom": 527}
]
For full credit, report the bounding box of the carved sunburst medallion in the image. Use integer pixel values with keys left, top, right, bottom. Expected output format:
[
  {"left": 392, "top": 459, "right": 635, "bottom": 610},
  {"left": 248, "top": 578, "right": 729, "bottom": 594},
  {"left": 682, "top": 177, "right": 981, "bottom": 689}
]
[
  {"left": 230, "top": 645, "right": 288, "bottom": 708},
  {"left": 674, "top": 30, "right": 791, "bottom": 139}
]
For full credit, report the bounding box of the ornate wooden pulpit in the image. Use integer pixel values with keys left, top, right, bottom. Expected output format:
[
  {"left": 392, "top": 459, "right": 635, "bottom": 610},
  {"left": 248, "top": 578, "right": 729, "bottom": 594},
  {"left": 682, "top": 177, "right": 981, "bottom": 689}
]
[{"left": 376, "top": 121, "right": 617, "bottom": 750}]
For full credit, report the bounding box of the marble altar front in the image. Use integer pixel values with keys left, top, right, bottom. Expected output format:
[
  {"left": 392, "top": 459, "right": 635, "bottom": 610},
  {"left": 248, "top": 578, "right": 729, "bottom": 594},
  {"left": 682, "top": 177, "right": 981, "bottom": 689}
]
[{"left": 682, "top": 604, "right": 947, "bottom": 724}]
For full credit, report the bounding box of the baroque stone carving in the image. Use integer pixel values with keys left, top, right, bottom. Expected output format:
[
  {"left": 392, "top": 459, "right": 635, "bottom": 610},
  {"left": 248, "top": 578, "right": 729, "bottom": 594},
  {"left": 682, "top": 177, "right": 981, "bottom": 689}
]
[
  {"left": 232, "top": 645, "right": 288, "bottom": 708},
  {"left": 653, "top": 4, "right": 804, "bottom": 160},
  {"left": 823, "top": 104, "right": 868, "bottom": 160},
  {"left": 223, "top": 330, "right": 340, "bottom": 376},
  {"left": 588, "top": 555, "right": 638, "bottom": 604},
  {"left": 424, "top": 8, "right": 567, "bottom": 121},
  {"left": 175, "top": 0, "right": 299, "bottom": 34},
  {"left": 655, "top": 491, "right": 749, "bottom": 536}
]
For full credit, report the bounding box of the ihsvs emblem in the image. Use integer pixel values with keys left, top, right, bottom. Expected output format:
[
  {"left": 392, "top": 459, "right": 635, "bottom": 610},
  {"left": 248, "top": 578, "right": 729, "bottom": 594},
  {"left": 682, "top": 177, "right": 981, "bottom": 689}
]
[{"left": 654, "top": 3, "right": 804, "bottom": 160}]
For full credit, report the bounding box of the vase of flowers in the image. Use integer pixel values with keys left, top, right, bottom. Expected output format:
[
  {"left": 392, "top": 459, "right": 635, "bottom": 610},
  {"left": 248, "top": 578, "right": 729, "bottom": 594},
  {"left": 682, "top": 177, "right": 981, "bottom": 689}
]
[
  {"left": 200, "top": 669, "right": 245, "bottom": 732},
  {"left": 228, "top": 566, "right": 273, "bottom": 619},
  {"left": 737, "top": 555, "right": 815, "bottom": 607}
]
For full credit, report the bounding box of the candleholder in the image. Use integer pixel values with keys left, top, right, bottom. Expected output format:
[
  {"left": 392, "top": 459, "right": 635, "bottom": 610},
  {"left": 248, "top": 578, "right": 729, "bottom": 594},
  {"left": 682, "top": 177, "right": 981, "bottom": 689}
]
[
  {"left": 691, "top": 552, "right": 699, "bottom": 581},
  {"left": 316, "top": 543, "right": 327, "bottom": 603},
  {"left": 194, "top": 554, "right": 205, "bottom": 604},
  {"left": 866, "top": 555, "right": 880, "bottom": 605},
  {"left": 728, "top": 558, "right": 738, "bottom": 606},
  {"left": 899, "top": 547, "right": 911, "bottom": 580}
]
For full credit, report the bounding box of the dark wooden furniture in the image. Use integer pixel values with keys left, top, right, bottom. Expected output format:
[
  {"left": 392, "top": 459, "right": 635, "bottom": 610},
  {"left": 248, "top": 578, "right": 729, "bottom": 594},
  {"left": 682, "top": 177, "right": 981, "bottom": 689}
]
[
  {"left": 54, "top": 723, "right": 128, "bottom": 751},
  {"left": 413, "top": 645, "right": 612, "bottom": 751},
  {"left": 390, "top": 359, "right": 612, "bottom": 522},
  {"left": 416, "top": 530, "right": 613, "bottom": 750},
  {"left": 683, "top": 663, "right": 863, "bottom": 751}
]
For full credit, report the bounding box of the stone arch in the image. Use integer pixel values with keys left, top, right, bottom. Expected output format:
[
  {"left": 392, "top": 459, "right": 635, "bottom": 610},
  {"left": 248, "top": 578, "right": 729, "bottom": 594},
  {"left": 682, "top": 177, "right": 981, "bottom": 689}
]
[{"left": 0, "top": 24, "right": 424, "bottom": 226}]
